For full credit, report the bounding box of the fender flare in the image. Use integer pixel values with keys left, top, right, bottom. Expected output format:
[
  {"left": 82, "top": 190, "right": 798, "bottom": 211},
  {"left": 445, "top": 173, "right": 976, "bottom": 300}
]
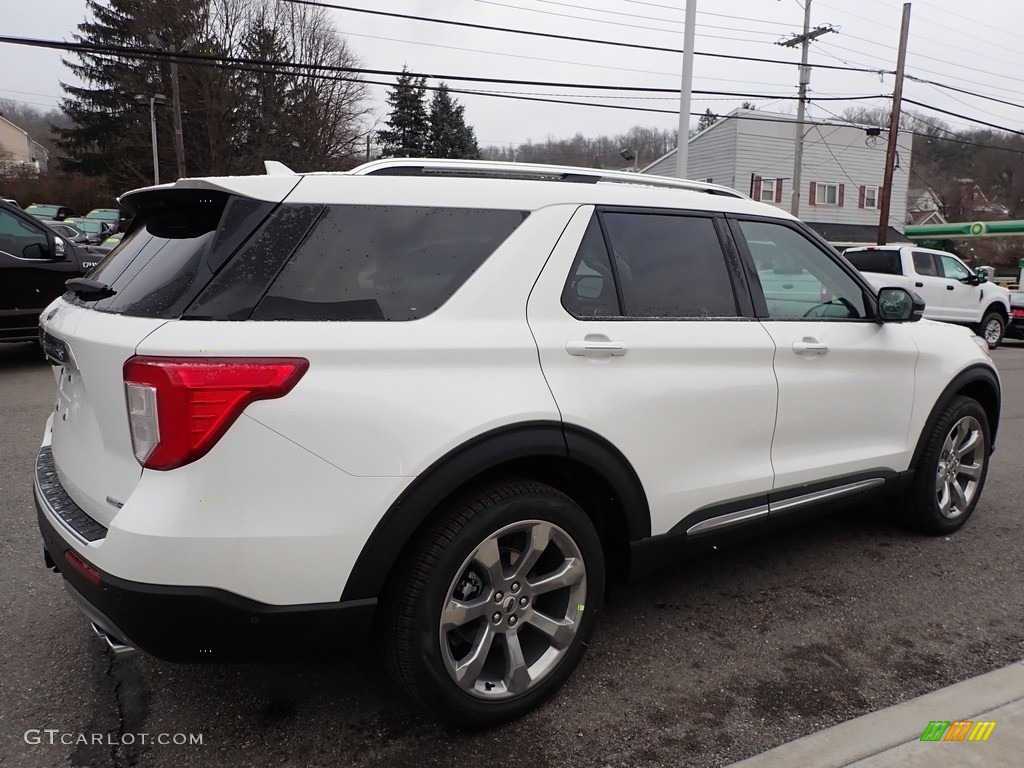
[
  {"left": 340, "top": 421, "right": 650, "bottom": 601},
  {"left": 910, "top": 363, "right": 1001, "bottom": 470}
]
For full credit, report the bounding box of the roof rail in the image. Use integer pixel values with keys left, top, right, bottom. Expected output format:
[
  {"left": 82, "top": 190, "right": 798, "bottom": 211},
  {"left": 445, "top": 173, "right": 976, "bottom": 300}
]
[{"left": 349, "top": 158, "right": 747, "bottom": 198}]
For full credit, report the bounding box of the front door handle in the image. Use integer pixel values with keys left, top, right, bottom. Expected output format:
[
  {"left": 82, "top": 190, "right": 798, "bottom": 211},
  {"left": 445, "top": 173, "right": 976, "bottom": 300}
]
[
  {"left": 792, "top": 337, "right": 829, "bottom": 355},
  {"left": 914, "top": 281, "right": 924, "bottom": 287},
  {"left": 566, "top": 339, "right": 627, "bottom": 356},
  {"left": 946, "top": 285, "right": 955, "bottom": 291}
]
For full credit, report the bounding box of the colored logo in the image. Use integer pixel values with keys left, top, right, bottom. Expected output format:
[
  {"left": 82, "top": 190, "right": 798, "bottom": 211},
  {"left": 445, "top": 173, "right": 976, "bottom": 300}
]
[{"left": 920, "top": 721, "right": 996, "bottom": 742}]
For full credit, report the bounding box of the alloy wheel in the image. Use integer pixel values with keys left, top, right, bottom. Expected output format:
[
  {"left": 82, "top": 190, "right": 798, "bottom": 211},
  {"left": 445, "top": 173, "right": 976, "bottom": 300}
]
[{"left": 935, "top": 415, "right": 985, "bottom": 519}]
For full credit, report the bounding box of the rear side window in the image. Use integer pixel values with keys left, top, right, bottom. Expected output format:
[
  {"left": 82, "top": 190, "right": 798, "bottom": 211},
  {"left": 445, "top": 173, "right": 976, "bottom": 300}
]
[
  {"left": 600, "top": 212, "right": 737, "bottom": 318},
  {"left": 251, "top": 206, "right": 526, "bottom": 321},
  {"left": 68, "top": 192, "right": 275, "bottom": 318},
  {"left": 912, "top": 252, "right": 938, "bottom": 275},
  {"left": 845, "top": 249, "right": 903, "bottom": 275}
]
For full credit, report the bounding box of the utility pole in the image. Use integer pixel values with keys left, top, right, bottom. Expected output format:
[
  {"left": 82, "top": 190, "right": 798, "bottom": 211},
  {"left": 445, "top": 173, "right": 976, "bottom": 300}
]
[
  {"left": 675, "top": 0, "right": 697, "bottom": 178},
  {"left": 779, "top": 2, "right": 835, "bottom": 216},
  {"left": 134, "top": 94, "right": 167, "bottom": 185},
  {"left": 877, "top": 3, "right": 912, "bottom": 245},
  {"left": 168, "top": 45, "right": 186, "bottom": 179}
]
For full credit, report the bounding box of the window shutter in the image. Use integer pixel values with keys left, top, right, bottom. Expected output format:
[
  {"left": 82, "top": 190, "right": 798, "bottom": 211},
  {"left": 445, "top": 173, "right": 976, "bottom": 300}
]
[
  {"left": 753, "top": 176, "right": 762, "bottom": 200},
  {"left": 858, "top": 186, "right": 865, "bottom": 209},
  {"left": 809, "top": 181, "right": 816, "bottom": 206},
  {"left": 775, "top": 178, "right": 783, "bottom": 204},
  {"left": 838, "top": 184, "right": 846, "bottom": 207}
]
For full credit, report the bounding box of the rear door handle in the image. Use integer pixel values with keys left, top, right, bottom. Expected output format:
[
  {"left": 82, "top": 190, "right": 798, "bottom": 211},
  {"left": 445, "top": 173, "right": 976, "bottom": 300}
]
[
  {"left": 792, "top": 338, "right": 829, "bottom": 355},
  {"left": 566, "top": 339, "right": 627, "bottom": 356},
  {"left": 946, "top": 285, "right": 955, "bottom": 291},
  {"left": 914, "top": 282, "right": 924, "bottom": 287}
]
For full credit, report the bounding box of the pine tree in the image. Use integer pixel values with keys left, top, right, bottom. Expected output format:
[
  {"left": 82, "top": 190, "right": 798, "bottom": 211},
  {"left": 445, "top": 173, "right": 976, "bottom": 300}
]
[
  {"left": 697, "top": 109, "right": 719, "bottom": 132},
  {"left": 426, "top": 83, "right": 480, "bottom": 159},
  {"left": 377, "top": 67, "right": 429, "bottom": 157}
]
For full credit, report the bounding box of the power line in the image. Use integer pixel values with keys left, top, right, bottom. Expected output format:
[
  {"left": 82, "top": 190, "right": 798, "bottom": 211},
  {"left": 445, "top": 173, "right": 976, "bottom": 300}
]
[
  {"left": 902, "top": 98, "right": 1024, "bottom": 139},
  {"left": 272, "top": 0, "right": 891, "bottom": 74}
]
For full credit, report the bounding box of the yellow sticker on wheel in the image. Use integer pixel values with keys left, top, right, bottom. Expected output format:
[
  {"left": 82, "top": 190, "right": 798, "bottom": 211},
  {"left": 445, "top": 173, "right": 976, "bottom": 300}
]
[{"left": 577, "top": 604, "right": 585, "bottom": 612}]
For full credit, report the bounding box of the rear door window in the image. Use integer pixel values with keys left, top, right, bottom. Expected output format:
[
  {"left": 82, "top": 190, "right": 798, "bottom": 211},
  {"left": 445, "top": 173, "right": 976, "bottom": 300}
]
[
  {"left": 251, "top": 206, "right": 526, "bottom": 321},
  {"left": 598, "top": 211, "right": 738, "bottom": 318},
  {"left": 845, "top": 248, "right": 903, "bottom": 275}
]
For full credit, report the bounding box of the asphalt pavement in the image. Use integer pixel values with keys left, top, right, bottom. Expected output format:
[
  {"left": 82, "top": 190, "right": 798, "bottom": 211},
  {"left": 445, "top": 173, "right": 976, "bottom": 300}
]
[{"left": 1, "top": 339, "right": 1022, "bottom": 768}]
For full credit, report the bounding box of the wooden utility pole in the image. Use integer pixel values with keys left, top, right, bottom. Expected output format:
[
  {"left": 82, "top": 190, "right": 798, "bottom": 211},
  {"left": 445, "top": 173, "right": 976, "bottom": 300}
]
[
  {"left": 779, "top": 1, "right": 834, "bottom": 217},
  {"left": 877, "top": 3, "right": 912, "bottom": 245},
  {"left": 169, "top": 45, "right": 186, "bottom": 179}
]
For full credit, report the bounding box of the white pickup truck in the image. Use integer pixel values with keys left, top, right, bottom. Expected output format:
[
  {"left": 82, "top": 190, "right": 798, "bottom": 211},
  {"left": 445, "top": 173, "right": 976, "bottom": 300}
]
[{"left": 845, "top": 245, "right": 1011, "bottom": 348}]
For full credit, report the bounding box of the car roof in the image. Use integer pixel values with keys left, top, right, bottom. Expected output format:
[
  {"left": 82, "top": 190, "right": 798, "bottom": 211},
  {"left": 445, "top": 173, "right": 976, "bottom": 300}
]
[{"left": 120, "top": 159, "right": 795, "bottom": 221}]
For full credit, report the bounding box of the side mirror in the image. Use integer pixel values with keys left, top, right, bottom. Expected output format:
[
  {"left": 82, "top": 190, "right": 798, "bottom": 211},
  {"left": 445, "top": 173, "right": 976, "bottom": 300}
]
[
  {"left": 878, "top": 287, "right": 925, "bottom": 322},
  {"left": 965, "top": 273, "right": 981, "bottom": 286},
  {"left": 976, "top": 271, "right": 988, "bottom": 284}
]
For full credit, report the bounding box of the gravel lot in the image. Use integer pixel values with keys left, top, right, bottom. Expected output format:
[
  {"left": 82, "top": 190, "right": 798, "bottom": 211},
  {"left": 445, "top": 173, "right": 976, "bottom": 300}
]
[{"left": 2, "top": 339, "right": 1022, "bottom": 768}]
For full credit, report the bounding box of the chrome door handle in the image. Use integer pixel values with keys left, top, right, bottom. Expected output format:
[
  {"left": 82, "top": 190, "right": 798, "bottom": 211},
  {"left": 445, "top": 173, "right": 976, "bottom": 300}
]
[
  {"left": 792, "top": 338, "right": 829, "bottom": 354},
  {"left": 566, "top": 340, "right": 627, "bottom": 356}
]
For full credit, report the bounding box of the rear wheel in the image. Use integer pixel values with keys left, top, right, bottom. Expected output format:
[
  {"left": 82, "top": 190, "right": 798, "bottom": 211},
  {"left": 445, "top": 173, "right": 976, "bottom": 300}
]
[
  {"left": 904, "top": 396, "right": 990, "bottom": 535},
  {"left": 978, "top": 310, "right": 1005, "bottom": 349},
  {"left": 384, "top": 481, "right": 605, "bottom": 727}
]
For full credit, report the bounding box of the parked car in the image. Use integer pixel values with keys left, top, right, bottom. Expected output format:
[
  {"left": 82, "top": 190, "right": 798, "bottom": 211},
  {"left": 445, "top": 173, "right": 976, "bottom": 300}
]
[
  {"left": 43, "top": 220, "right": 91, "bottom": 245},
  {"left": 91, "top": 232, "right": 123, "bottom": 254},
  {"left": 1006, "top": 291, "right": 1024, "bottom": 340},
  {"left": 844, "top": 245, "right": 1011, "bottom": 348},
  {"left": 84, "top": 207, "right": 130, "bottom": 233},
  {"left": 0, "top": 200, "right": 91, "bottom": 342},
  {"left": 24, "top": 203, "right": 75, "bottom": 221},
  {"left": 61, "top": 217, "right": 110, "bottom": 244},
  {"left": 33, "top": 159, "right": 1001, "bottom": 726}
]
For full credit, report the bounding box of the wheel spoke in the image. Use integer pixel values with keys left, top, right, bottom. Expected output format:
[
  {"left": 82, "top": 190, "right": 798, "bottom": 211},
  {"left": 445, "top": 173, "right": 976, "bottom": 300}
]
[
  {"left": 510, "top": 523, "right": 552, "bottom": 581},
  {"left": 954, "top": 429, "right": 980, "bottom": 458},
  {"left": 441, "top": 596, "right": 492, "bottom": 632},
  {"left": 958, "top": 461, "right": 982, "bottom": 480},
  {"left": 472, "top": 536, "right": 506, "bottom": 587},
  {"left": 502, "top": 631, "right": 532, "bottom": 695},
  {"left": 452, "top": 624, "right": 495, "bottom": 690},
  {"left": 951, "top": 479, "right": 969, "bottom": 513},
  {"left": 526, "top": 609, "right": 576, "bottom": 650},
  {"left": 937, "top": 479, "right": 952, "bottom": 514},
  {"left": 528, "top": 557, "right": 584, "bottom": 595}
]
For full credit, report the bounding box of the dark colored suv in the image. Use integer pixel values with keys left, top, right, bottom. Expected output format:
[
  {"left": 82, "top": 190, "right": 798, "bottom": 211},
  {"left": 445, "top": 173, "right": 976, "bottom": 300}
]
[{"left": 0, "top": 201, "right": 94, "bottom": 342}]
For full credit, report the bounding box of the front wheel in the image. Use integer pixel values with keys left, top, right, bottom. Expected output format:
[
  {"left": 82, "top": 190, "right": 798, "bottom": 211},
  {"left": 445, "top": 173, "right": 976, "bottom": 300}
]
[
  {"left": 383, "top": 481, "right": 605, "bottom": 727},
  {"left": 978, "top": 311, "right": 1005, "bottom": 349},
  {"left": 904, "top": 396, "right": 990, "bottom": 535}
]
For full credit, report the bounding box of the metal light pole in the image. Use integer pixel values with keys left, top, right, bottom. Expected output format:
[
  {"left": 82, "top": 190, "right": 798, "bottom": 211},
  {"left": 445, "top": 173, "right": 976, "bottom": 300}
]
[
  {"left": 675, "top": 0, "right": 697, "bottom": 178},
  {"left": 135, "top": 94, "right": 167, "bottom": 185}
]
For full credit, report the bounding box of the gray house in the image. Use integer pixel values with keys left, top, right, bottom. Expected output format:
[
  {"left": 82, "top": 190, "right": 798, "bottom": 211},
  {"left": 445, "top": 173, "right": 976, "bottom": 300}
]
[{"left": 643, "top": 109, "right": 912, "bottom": 247}]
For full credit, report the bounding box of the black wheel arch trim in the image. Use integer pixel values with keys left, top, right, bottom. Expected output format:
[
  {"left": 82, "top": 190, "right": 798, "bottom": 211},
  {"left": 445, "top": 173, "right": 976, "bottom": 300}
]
[
  {"left": 911, "top": 363, "right": 1001, "bottom": 465},
  {"left": 340, "top": 421, "right": 651, "bottom": 601}
]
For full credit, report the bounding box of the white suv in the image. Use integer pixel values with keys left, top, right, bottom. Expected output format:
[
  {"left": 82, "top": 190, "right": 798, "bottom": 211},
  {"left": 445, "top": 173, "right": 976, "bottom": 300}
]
[{"left": 34, "top": 159, "right": 1001, "bottom": 726}]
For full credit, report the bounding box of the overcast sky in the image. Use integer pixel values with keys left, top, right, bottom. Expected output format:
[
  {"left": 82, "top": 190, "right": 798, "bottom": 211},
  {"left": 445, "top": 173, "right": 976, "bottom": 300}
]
[{"left": 2, "top": 0, "right": 1024, "bottom": 157}]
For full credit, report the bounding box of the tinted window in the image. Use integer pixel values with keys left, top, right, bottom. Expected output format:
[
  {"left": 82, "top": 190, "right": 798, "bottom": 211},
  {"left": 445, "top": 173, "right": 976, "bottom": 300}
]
[
  {"left": 601, "top": 212, "right": 737, "bottom": 318},
  {"left": 68, "top": 191, "right": 274, "bottom": 318},
  {"left": 845, "top": 248, "right": 903, "bottom": 275},
  {"left": 0, "top": 208, "right": 47, "bottom": 259},
  {"left": 740, "top": 220, "right": 868, "bottom": 320},
  {"left": 912, "top": 251, "right": 938, "bottom": 276},
  {"left": 562, "top": 217, "right": 621, "bottom": 318},
  {"left": 252, "top": 206, "right": 526, "bottom": 321}
]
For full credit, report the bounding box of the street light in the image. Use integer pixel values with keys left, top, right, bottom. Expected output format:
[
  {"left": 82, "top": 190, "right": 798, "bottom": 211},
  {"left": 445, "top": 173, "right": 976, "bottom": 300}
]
[
  {"left": 149, "top": 34, "right": 196, "bottom": 179},
  {"left": 134, "top": 93, "right": 167, "bottom": 185}
]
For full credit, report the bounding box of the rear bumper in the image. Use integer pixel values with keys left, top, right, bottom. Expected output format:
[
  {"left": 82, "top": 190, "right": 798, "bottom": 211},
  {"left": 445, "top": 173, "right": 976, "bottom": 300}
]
[{"left": 35, "top": 461, "right": 376, "bottom": 663}]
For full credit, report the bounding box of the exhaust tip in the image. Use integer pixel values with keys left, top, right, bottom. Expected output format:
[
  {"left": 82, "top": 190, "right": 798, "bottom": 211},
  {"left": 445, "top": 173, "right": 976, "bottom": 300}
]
[{"left": 90, "top": 622, "right": 140, "bottom": 658}]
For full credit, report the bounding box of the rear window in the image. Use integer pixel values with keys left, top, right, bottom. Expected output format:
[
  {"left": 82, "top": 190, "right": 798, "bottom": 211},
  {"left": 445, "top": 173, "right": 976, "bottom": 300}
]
[
  {"left": 845, "top": 249, "right": 903, "bottom": 276},
  {"left": 251, "top": 206, "right": 526, "bottom": 321},
  {"left": 66, "top": 191, "right": 274, "bottom": 318}
]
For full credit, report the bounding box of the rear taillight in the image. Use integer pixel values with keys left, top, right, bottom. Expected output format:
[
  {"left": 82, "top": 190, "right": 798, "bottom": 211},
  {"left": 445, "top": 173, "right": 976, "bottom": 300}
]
[
  {"left": 123, "top": 356, "right": 309, "bottom": 470},
  {"left": 1012, "top": 308, "right": 1024, "bottom": 319}
]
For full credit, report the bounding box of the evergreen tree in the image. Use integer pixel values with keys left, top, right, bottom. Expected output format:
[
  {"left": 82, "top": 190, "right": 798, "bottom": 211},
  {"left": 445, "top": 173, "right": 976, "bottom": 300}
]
[
  {"left": 377, "top": 67, "right": 429, "bottom": 157},
  {"left": 697, "top": 109, "right": 719, "bottom": 132},
  {"left": 426, "top": 83, "right": 480, "bottom": 159}
]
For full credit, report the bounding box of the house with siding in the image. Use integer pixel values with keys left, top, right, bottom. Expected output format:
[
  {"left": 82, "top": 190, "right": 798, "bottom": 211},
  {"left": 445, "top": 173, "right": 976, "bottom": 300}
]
[
  {"left": 643, "top": 109, "right": 912, "bottom": 247},
  {"left": 0, "top": 115, "right": 48, "bottom": 176}
]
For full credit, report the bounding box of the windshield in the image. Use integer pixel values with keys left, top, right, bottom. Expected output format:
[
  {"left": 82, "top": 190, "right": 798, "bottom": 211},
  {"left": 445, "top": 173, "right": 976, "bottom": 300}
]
[
  {"left": 86, "top": 209, "right": 119, "bottom": 221},
  {"left": 75, "top": 220, "right": 104, "bottom": 234},
  {"left": 26, "top": 204, "right": 59, "bottom": 217}
]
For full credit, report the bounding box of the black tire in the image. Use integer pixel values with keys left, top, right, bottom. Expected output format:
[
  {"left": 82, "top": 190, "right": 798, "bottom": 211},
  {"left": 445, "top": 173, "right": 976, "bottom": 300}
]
[
  {"left": 904, "top": 395, "right": 990, "bottom": 535},
  {"left": 383, "top": 481, "right": 605, "bottom": 727},
  {"left": 977, "top": 310, "right": 1005, "bottom": 349}
]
